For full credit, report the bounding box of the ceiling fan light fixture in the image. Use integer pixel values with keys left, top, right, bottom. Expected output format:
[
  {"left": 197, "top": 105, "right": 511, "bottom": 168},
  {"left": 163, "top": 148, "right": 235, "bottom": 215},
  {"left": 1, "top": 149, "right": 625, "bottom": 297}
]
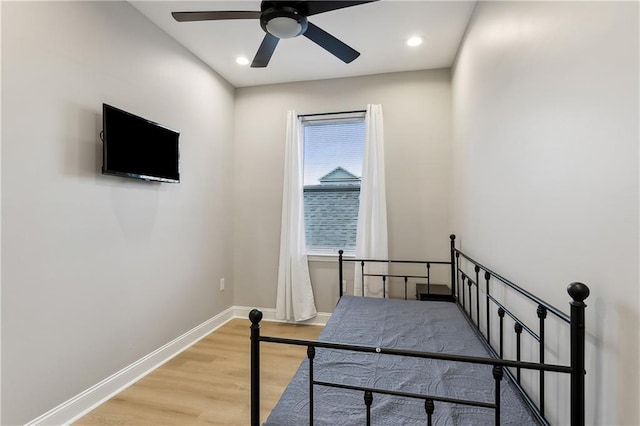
[
  {"left": 266, "top": 17, "right": 303, "bottom": 38},
  {"left": 261, "top": 7, "right": 308, "bottom": 39}
]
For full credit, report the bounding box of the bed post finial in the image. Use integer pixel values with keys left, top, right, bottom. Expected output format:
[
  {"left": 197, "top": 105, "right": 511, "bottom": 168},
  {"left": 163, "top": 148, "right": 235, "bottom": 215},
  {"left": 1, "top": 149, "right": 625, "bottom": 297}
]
[
  {"left": 249, "top": 308, "right": 263, "bottom": 325},
  {"left": 568, "top": 282, "right": 590, "bottom": 303},
  {"left": 250, "top": 309, "right": 263, "bottom": 426},
  {"left": 568, "top": 282, "right": 589, "bottom": 426}
]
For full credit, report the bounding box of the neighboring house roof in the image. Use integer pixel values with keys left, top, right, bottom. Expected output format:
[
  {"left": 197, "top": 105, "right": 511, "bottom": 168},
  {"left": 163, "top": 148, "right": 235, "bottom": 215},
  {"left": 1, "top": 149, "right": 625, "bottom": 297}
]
[
  {"left": 304, "top": 167, "right": 361, "bottom": 250},
  {"left": 318, "top": 167, "right": 361, "bottom": 186},
  {"left": 304, "top": 188, "right": 360, "bottom": 250}
]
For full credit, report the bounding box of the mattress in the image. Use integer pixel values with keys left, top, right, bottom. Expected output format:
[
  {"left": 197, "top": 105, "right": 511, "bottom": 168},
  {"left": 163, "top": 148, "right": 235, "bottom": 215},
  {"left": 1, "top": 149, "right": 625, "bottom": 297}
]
[{"left": 264, "top": 296, "right": 537, "bottom": 425}]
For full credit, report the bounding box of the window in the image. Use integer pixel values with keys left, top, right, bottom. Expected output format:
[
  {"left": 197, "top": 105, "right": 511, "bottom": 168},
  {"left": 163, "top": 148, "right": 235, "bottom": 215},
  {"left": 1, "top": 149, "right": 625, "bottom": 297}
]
[{"left": 302, "top": 116, "right": 365, "bottom": 254}]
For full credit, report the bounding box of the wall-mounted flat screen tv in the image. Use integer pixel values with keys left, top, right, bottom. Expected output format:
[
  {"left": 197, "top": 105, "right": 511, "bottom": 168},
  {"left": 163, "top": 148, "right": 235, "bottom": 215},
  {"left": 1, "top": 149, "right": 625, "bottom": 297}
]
[{"left": 102, "top": 104, "right": 180, "bottom": 183}]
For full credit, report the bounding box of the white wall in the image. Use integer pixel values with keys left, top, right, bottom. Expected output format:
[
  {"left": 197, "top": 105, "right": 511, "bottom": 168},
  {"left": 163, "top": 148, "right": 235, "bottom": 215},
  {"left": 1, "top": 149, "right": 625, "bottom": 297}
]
[
  {"left": 233, "top": 70, "right": 452, "bottom": 312},
  {"left": 1, "top": 2, "right": 235, "bottom": 424},
  {"left": 452, "top": 1, "right": 639, "bottom": 424}
]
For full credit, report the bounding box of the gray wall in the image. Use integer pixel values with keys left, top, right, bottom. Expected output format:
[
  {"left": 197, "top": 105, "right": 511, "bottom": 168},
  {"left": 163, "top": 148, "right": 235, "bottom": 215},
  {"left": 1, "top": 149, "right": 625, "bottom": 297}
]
[
  {"left": 1, "top": 2, "right": 235, "bottom": 424},
  {"left": 452, "top": 1, "right": 639, "bottom": 424},
  {"left": 233, "top": 70, "right": 452, "bottom": 312}
]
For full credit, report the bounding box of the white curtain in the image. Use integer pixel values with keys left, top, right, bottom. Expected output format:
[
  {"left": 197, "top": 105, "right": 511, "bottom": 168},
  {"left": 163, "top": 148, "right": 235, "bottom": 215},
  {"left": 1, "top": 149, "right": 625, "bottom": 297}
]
[
  {"left": 354, "top": 104, "right": 389, "bottom": 297},
  {"left": 276, "top": 110, "right": 318, "bottom": 321}
]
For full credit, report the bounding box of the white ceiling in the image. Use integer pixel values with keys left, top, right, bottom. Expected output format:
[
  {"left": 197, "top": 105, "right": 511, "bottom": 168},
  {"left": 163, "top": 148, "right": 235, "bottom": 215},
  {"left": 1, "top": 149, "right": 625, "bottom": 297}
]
[{"left": 131, "top": 1, "right": 476, "bottom": 88}]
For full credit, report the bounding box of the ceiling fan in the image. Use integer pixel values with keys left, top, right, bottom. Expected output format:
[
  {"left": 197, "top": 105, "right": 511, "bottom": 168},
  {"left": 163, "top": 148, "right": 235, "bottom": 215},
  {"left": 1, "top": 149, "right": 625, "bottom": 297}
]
[{"left": 172, "top": 1, "right": 377, "bottom": 68}]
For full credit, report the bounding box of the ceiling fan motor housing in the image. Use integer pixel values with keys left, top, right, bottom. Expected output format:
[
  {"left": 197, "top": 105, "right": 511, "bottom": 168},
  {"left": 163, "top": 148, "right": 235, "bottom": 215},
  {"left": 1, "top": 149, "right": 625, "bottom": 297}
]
[{"left": 260, "top": 4, "right": 309, "bottom": 39}]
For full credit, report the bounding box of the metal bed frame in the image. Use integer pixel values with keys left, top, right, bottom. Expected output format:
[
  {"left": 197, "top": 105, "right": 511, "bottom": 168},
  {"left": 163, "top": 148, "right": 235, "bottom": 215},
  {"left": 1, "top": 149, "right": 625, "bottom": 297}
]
[{"left": 250, "top": 234, "right": 589, "bottom": 425}]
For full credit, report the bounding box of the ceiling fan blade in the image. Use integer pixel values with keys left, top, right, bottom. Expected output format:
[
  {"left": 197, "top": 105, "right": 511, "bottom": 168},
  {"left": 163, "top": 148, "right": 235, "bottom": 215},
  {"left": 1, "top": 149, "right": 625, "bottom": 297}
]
[
  {"left": 304, "top": 1, "right": 378, "bottom": 16},
  {"left": 303, "top": 22, "right": 360, "bottom": 63},
  {"left": 251, "top": 33, "right": 280, "bottom": 68},
  {"left": 171, "top": 11, "right": 261, "bottom": 22}
]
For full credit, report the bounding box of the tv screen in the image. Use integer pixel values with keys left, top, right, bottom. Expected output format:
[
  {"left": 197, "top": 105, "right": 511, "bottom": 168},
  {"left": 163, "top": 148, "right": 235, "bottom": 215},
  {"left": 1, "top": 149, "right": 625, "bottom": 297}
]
[{"left": 102, "top": 104, "right": 180, "bottom": 183}]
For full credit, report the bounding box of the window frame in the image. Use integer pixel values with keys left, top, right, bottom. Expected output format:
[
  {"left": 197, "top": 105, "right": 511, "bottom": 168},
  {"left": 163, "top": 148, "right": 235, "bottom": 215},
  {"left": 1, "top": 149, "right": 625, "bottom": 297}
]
[{"left": 301, "top": 112, "right": 366, "bottom": 256}]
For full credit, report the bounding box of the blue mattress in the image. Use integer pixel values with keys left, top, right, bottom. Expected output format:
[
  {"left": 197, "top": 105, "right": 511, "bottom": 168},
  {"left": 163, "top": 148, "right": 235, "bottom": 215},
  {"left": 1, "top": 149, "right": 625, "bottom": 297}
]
[{"left": 264, "top": 296, "right": 537, "bottom": 425}]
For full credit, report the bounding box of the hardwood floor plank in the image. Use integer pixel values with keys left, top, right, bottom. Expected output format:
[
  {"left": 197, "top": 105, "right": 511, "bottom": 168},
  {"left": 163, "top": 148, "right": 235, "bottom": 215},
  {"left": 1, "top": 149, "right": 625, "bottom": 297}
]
[{"left": 74, "top": 318, "right": 323, "bottom": 425}]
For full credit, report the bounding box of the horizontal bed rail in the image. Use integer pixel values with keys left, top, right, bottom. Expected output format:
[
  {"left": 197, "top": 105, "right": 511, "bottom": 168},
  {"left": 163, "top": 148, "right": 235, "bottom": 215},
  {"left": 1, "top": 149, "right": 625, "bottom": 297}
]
[
  {"left": 365, "top": 273, "right": 431, "bottom": 279},
  {"left": 258, "top": 334, "right": 573, "bottom": 374},
  {"left": 340, "top": 258, "right": 451, "bottom": 265}
]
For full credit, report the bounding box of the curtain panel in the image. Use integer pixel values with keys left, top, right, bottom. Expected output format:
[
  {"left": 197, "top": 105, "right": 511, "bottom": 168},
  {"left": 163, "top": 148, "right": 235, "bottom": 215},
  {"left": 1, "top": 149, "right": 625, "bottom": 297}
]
[
  {"left": 354, "top": 104, "right": 389, "bottom": 297},
  {"left": 275, "top": 111, "right": 318, "bottom": 321}
]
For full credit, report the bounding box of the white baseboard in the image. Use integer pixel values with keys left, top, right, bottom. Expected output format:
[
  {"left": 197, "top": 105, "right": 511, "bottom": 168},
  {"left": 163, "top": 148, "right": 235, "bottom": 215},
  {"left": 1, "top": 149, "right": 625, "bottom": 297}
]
[
  {"left": 26, "top": 305, "right": 330, "bottom": 425},
  {"left": 233, "top": 306, "right": 331, "bottom": 326}
]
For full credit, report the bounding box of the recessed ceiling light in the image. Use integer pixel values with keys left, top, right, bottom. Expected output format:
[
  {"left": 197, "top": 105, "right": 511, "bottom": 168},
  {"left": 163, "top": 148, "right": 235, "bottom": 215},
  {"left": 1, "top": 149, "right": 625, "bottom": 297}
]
[
  {"left": 406, "top": 36, "right": 423, "bottom": 47},
  {"left": 236, "top": 56, "right": 250, "bottom": 66}
]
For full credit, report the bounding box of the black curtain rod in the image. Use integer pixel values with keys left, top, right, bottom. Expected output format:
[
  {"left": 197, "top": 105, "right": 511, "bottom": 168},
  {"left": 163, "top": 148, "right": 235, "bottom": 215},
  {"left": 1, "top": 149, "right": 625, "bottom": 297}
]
[{"left": 298, "top": 109, "right": 366, "bottom": 118}]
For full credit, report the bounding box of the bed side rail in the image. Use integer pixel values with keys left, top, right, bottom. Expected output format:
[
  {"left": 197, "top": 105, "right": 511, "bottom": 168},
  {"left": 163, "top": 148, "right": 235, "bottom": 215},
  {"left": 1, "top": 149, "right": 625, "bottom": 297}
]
[{"left": 450, "top": 235, "right": 589, "bottom": 426}]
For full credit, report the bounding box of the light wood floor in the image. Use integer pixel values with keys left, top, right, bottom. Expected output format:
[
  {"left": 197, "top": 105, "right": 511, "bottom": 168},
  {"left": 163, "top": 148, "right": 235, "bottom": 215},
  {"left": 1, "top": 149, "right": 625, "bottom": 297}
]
[{"left": 74, "top": 319, "right": 323, "bottom": 425}]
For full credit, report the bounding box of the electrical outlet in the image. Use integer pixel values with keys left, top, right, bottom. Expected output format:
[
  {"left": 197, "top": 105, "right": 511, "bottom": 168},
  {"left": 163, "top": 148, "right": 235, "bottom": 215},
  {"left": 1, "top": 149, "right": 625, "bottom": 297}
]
[{"left": 220, "top": 278, "right": 225, "bottom": 291}]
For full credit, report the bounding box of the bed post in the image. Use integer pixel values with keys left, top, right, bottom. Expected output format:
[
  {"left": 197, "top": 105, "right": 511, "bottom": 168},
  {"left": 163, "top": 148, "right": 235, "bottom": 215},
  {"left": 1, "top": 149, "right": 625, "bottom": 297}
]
[
  {"left": 338, "top": 249, "right": 344, "bottom": 297},
  {"left": 250, "top": 309, "right": 263, "bottom": 426},
  {"left": 568, "top": 282, "right": 589, "bottom": 426},
  {"left": 450, "top": 234, "right": 456, "bottom": 299}
]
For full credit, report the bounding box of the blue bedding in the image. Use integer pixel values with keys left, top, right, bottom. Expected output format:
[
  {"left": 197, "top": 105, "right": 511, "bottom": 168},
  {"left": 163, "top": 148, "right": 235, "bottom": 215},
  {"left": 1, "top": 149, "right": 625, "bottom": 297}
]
[{"left": 264, "top": 296, "right": 537, "bottom": 425}]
